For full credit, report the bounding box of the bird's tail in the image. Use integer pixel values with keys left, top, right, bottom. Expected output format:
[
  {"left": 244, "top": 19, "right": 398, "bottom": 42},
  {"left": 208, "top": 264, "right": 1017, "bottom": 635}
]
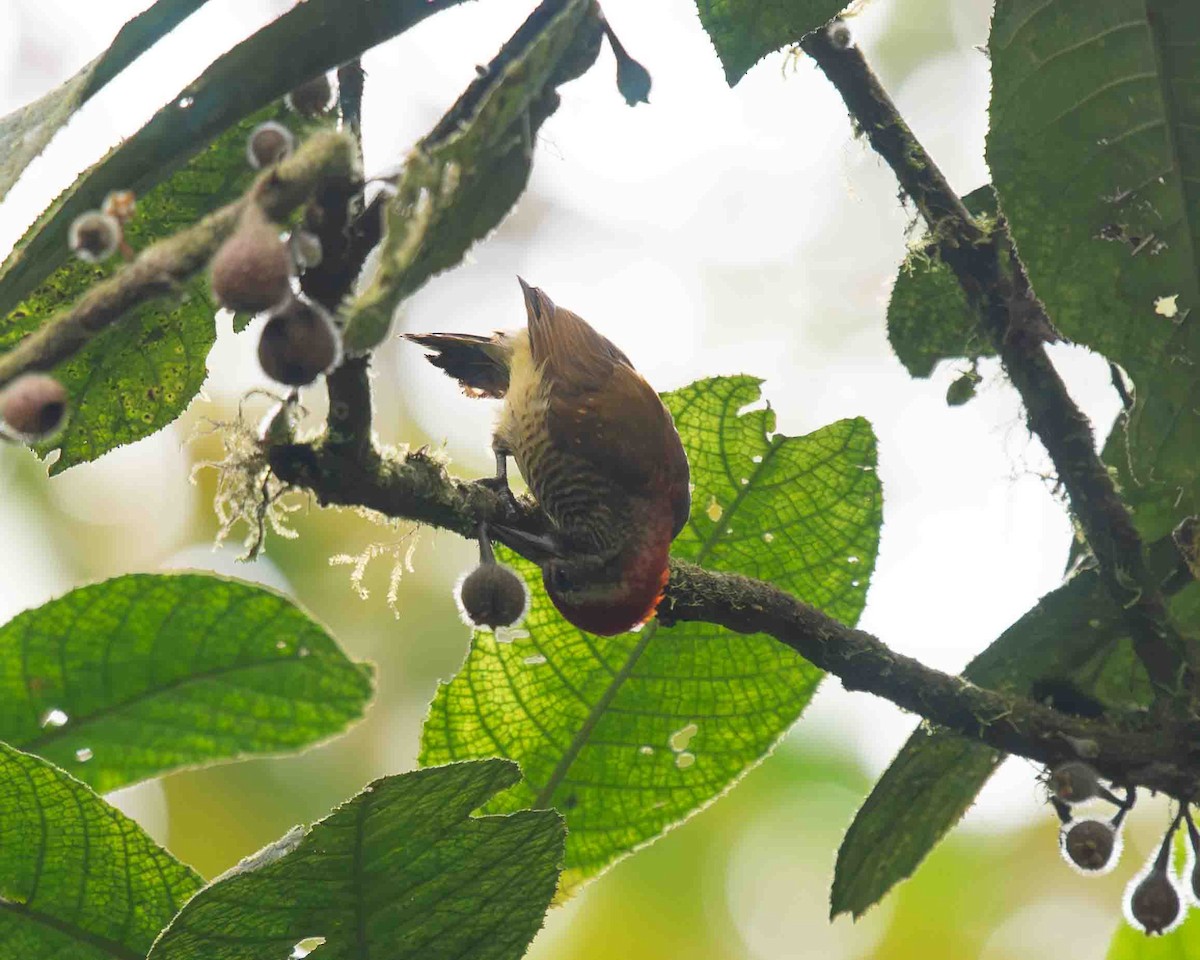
[{"left": 403, "top": 332, "right": 511, "bottom": 398}]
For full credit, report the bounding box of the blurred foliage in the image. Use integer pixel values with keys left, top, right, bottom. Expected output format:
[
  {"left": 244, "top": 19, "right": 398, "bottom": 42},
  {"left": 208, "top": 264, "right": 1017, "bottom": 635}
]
[
  {"left": 0, "top": 0, "right": 212, "bottom": 203},
  {"left": 0, "top": 572, "right": 373, "bottom": 792},
  {"left": 422, "top": 375, "right": 881, "bottom": 891},
  {"left": 344, "top": 0, "right": 604, "bottom": 352}
]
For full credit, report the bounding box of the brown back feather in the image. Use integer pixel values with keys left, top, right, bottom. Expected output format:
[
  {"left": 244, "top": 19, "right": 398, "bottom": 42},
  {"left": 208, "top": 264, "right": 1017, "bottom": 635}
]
[{"left": 518, "top": 280, "right": 690, "bottom": 530}]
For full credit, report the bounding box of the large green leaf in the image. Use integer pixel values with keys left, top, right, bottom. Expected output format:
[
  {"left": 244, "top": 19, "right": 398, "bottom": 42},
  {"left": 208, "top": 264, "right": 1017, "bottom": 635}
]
[
  {"left": 988, "top": 0, "right": 1200, "bottom": 540},
  {"left": 887, "top": 186, "right": 998, "bottom": 378},
  {"left": 830, "top": 536, "right": 1195, "bottom": 918},
  {"left": 421, "top": 375, "right": 882, "bottom": 891},
  {"left": 0, "top": 573, "right": 373, "bottom": 794},
  {"left": 343, "top": 0, "right": 603, "bottom": 352},
  {"left": 692, "top": 0, "right": 848, "bottom": 84},
  {"left": 0, "top": 742, "right": 202, "bottom": 960},
  {"left": 148, "top": 759, "right": 564, "bottom": 960},
  {"left": 0, "top": 0, "right": 467, "bottom": 321},
  {"left": 0, "top": 102, "right": 326, "bottom": 472},
  {"left": 0, "top": 0, "right": 211, "bottom": 202}
]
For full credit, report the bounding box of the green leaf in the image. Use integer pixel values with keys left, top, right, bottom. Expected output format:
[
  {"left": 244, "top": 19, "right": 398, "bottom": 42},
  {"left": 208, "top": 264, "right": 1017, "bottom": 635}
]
[
  {"left": 0, "top": 742, "right": 202, "bottom": 960},
  {"left": 1108, "top": 908, "right": 1200, "bottom": 957},
  {"left": 988, "top": 0, "right": 1200, "bottom": 540},
  {"left": 420, "top": 375, "right": 882, "bottom": 891},
  {"left": 0, "top": 573, "right": 373, "bottom": 793},
  {"left": 343, "top": 0, "right": 603, "bottom": 352},
  {"left": 692, "top": 0, "right": 847, "bottom": 85},
  {"left": 829, "top": 536, "right": 1195, "bottom": 918},
  {"left": 147, "top": 759, "right": 565, "bottom": 960},
  {"left": 0, "top": 103, "right": 323, "bottom": 473},
  {"left": 0, "top": 0, "right": 212, "bottom": 203},
  {"left": 0, "top": 0, "right": 467, "bottom": 322},
  {"left": 887, "top": 186, "right": 998, "bottom": 378}
]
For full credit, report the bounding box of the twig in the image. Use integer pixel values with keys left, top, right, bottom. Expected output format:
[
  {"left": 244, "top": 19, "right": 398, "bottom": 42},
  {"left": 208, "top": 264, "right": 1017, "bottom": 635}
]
[
  {"left": 800, "top": 26, "right": 1194, "bottom": 702},
  {"left": 267, "top": 434, "right": 1200, "bottom": 799},
  {"left": 0, "top": 131, "right": 359, "bottom": 389}
]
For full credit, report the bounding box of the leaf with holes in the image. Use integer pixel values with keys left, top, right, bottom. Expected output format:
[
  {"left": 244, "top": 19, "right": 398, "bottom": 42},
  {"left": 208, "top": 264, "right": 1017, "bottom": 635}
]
[
  {"left": 148, "top": 759, "right": 564, "bottom": 960},
  {"left": 0, "top": 742, "right": 202, "bottom": 960},
  {"left": 988, "top": 0, "right": 1200, "bottom": 540},
  {"left": 0, "top": 573, "right": 373, "bottom": 793},
  {"left": 887, "top": 186, "right": 998, "bottom": 378},
  {"left": 0, "top": 0, "right": 212, "bottom": 203},
  {"left": 420, "top": 375, "right": 882, "bottom": 891},
  {"left": 692, "top": 0, "right": 848, "bottom": 84},
  {"left": 0, "top": 102, "right": 326, "bottom": 472}
]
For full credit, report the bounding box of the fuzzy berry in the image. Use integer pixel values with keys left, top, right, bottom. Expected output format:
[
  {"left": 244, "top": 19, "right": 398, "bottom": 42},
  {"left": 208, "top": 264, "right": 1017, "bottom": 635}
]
[
  {"left": 211, "top": 207, "right": 292, "bottom": 314},
  {"left": 458, "top": 561, "right": 529, "bottom": 630},
  {"left": 257, "top": 297, "right": 341, "bottom": 386},
  {"left": 0, "top": 374, "right": 69, "bottom": 442},
  {"left": 68, "top": 211, "right": 121, "bottom": 263},
  {"left": 246, "top": 121, "right": 294, "bottom": 169}
]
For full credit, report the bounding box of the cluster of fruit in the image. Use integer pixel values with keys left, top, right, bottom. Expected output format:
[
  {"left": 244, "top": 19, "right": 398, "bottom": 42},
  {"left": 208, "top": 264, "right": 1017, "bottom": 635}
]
[
  {"left": 1049, "top": 761, "right": 1198, "bottom": 935},
  {"left": 0, "top": 74, "right": 340, "bottom": 448}
]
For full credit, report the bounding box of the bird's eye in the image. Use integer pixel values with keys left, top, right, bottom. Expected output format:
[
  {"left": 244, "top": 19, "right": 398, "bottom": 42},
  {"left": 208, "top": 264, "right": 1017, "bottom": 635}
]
[{"left": 550, "top": 565, "right": 572, "bottom": 593}]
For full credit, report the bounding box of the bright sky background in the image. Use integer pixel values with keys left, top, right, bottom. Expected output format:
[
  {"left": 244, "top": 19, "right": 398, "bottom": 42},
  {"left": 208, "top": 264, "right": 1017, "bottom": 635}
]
[{"left": 0, "top": 4, "right": 1134, "bottom": 955}]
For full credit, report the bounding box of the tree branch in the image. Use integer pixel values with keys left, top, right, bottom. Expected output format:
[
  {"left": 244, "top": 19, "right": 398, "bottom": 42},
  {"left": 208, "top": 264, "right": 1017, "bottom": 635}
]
[
  {"left": 267, "top": 434, "right": 1200, "bottom": 799},
  {"left": 799, "top": 25, "right": 1195, "bottom": 703},
  {"left": 0, "top": 131, "right": 358, "bottom": 389}
]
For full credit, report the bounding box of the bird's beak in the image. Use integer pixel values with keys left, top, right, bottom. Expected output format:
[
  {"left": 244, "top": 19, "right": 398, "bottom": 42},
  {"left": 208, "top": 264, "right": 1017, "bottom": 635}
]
[
  {"left": 516, "top": 276, "right": 552, "bottom": 323},
  {"left": 490, "top": 523, "right": 564, "bottom": 563}
]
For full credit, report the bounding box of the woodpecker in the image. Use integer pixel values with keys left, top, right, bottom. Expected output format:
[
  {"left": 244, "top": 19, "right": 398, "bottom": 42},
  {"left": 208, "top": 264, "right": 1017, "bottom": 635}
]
[{"left": 407, "top": 279, "right": 691, "bottom": 636}]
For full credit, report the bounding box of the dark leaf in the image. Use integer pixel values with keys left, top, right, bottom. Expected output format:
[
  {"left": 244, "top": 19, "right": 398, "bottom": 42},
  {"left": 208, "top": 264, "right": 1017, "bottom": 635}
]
[
  {"left": 693, "top": 0, "right": 848, "bottom": 85},
  {"left": 148, "top": 759, "right": 564, "bottom": 960},
  {"left": 0, "top": 742, "right": 202, "bottom": 960}
]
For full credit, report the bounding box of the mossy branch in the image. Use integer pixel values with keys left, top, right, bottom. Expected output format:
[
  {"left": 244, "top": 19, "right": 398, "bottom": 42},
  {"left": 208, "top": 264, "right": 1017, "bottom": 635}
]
[
  {"left": 0, "top": 131, "right": 358, "bottom": 390},
  {"left": 267, "top": 434, "right": 1200, "bottom": 801}
]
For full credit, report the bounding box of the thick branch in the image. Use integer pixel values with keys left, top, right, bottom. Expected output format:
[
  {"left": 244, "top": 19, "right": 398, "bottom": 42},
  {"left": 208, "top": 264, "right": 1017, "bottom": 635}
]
[
  {"left": 0, "top": 131, "right": 358, "bottom": 389},
  {"left": 269, "top": 437, "right": 1200, "bottom": 798},
  {"left": 800, "top": 27, "right": 1193, "bottom": 700}
]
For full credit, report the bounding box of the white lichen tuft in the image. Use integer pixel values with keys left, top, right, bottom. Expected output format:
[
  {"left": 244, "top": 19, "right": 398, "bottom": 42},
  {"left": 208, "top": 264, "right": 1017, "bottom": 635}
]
[
  {"left": 190, "top": 402, "right": 301, "bottom": 560},
  {"left": 329, "top": 519, "right": 421, "bottom": 618}
]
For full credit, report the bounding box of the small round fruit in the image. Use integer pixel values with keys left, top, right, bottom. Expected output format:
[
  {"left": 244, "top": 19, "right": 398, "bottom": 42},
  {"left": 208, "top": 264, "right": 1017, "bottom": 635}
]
[
  {"left": 257, "top": 297, "right": 341, "bottom": 386},
  {"left": 0, "top": 374, "right": 69, "bottom": 442},
  {"left": 1048, "top": 761, "right": 1101, "bottom": 804},
  {"left": 211, "top": 207, "right": 292, "bottom": 313},
  {"left": 68, "top": 211, "right": 121, "bottom": 263},
  {"left": 1062, "top": 819, "right": 1116, "bottom": 872},
  {"left": 285, "top": 74, "right": 334, "bottom": 116},
  {"left": 458, "top": 562, "right": 529, "bottom": 630},
  {"left": 246, "top": 121, "right": 294, "bottom": 169},
  {"left": 1128, "top": 868, "right": 1182, "bottom": 935}
]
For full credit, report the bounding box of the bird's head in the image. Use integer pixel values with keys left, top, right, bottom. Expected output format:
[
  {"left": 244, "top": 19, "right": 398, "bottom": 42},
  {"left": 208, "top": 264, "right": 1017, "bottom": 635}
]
[
  {"left": 492, "top": 524, "right": 672, "bottom": 636},
  {"left": 540, "top": 542, "right": 671, "bottom": 636}
]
